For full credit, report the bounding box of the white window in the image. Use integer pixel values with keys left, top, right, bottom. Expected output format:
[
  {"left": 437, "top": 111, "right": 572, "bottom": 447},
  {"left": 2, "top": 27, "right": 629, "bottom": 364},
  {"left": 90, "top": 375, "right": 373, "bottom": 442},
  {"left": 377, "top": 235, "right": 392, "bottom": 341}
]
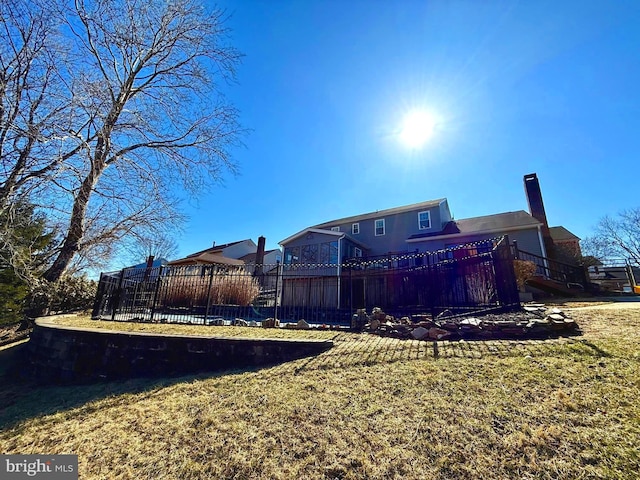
[
  {"left": 418, "top": 211, "right": 431, "bottom": 230},
  {"left": 375, "top": 218, "right": 385, "bottom": 236},
  {"left": 354, "top": 247, "right": 363, "bottom": 257},
  {"left": 352, "top": 223, "right": 360, "bottom": 235},
  {"left": 331, "top": 226, "right": 340, "bottom": 232}
]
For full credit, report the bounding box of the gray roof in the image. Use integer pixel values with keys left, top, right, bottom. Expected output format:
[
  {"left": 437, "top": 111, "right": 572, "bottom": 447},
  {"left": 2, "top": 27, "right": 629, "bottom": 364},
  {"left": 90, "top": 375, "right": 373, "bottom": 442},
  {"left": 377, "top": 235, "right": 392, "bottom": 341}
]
[
  {"left": 185, "top": 239, "right": 253, "bottom": 258},
  {"left": 408, "top": 210, "right": 541, "bottom": 240},
  {"left": 167, "top": 252, "right": 244, "bottom": 266},
  {"left": 239, "top": 249, "right": 280, "bottom": 263},
  {"left": 549, "top": 226, "right": 580, "bottom": 242},
  {"left": 312, "top": 198, "right": 446, "bottom": 229},
  {"left": 455, "top": 210, "right": 541, "bottom": 233}
]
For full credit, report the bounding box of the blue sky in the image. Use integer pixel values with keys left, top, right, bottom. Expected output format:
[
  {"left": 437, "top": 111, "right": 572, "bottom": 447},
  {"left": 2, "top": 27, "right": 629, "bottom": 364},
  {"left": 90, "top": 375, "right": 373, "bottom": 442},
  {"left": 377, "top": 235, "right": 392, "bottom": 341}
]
[{"left": 156, "top": 0, "right": 640, "bottom": 261}]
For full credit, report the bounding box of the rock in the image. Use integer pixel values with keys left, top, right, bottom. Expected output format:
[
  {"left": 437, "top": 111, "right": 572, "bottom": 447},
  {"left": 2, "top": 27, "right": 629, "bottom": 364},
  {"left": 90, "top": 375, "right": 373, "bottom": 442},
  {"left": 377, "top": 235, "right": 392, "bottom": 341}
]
[
  {"left": 459, "top": 317, "right": 481, "bottom": 327},
  {"left": 400, "top": 317, "right": 412, "bottom": 325},
  {"left": 547, "top": 314, "right": 565, "bottom": 321},
  {"left": 436, "top": 309, "right": 453, "bottom": 320},
  {"left": 296, "top": 319, "right": 310, "bottom": 329},
  {"left": 262, "top": 318, "right": 280, "bottom": 328},
  {"left": 524, "top": 306, "right": 542, "bottom": 312},
  {"left": 501, "top": 327, "right": 526, "bottom": 336},
  {"left": 370, "top": 319, "right": 381, "bottom": 331},
  {"left": 428, "top": 327, "right": 451, "bottom": 340},
  {"left": 546, "top": 308, "right": 566, "bottom": 318},
  {"left": 248, "top": 320, "right": 259, "bottom": 327},
  {"left": 351, "top": 310, "right": 369, "bottom": 330},
  {"left": 371, "top": 307, "right": 387, "bottom": 321},
  {"left": 233, "top": 318, "right": 248, "bottom": 327},
  {"left": 411, "top": 326, "right": 429, "bottom": 340},
  {"left": 526, "top": 321, "right": 551, "bottom": 333}
]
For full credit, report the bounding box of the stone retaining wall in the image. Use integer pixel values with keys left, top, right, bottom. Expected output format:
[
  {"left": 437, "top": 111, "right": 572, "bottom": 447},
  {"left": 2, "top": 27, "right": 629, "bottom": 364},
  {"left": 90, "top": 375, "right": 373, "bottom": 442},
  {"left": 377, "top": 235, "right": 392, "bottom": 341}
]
[{"left": 26, "top": 319, "right": 333, "bottom": 383}]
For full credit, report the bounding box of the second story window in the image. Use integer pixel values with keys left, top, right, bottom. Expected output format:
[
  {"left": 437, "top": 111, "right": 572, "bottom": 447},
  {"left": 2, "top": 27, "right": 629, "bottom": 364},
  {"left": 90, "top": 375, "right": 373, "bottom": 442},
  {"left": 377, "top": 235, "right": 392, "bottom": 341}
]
[
  {"left": 375, "top": 218, "right": 385, "bottom": 236},
  {"left": 331, "top": 226, "right": 340, "bottom": 232},
  {"left": 418, "top": 211, "right": 431, "bottom": 230},
  {"left": 352, "top": 223, "right": 360, "bottom": 235}
]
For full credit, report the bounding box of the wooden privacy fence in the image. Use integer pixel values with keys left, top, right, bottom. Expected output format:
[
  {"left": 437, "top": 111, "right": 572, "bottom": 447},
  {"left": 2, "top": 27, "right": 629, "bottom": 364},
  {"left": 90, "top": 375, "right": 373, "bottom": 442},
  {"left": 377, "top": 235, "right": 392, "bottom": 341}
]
[{"left": 92, "top": 236, "right": 520, "bottom": 326}]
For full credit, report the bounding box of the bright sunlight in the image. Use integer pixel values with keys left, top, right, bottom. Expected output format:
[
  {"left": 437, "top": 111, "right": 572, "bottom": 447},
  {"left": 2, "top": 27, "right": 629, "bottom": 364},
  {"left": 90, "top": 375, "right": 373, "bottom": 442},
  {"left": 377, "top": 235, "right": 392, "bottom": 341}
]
[{"left": 399, "top": 110, "right": 438, "bottom": 149}]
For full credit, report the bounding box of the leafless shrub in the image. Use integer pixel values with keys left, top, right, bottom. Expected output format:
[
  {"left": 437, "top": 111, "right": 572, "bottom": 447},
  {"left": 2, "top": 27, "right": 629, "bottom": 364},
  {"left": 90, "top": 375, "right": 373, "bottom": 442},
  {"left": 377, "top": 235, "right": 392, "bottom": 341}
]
[
  {"left": 513, "top": 260, "right": 537, "bottom": 290},
  {"left": 466, "top": 268, "right": 497, "bottom": 305},
  {"left": 161, "top": 268, "right": 260, "bottom": 307}
]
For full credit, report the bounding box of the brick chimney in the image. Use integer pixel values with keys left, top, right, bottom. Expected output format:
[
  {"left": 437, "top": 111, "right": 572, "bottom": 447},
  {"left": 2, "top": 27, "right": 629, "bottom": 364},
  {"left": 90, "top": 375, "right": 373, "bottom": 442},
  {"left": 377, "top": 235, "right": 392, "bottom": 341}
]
[
  {"left": 254, "top": 236, "right": 266, "bottom": 276},
  {"left": 523, "top": 173, "right": 555, "bottom": 259}
]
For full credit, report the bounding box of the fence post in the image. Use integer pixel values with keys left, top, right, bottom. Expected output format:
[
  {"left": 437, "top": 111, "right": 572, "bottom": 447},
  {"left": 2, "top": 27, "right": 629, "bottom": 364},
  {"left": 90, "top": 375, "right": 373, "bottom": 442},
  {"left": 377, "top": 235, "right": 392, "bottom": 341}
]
[
  {"left": 493, "top": 236, "right": 520, "bottom": 310},
  {"left": 91, "top": 272, "right": 106, "bottom": 318},
  {"left": 149, "top": 266, "right": 164, "bottom": 323},
  {"left": 204, "top": 265, "right": 215, "bottom": 324},
  {"left": 274, "top": 261, "right": 280, "bottom": 321},
  {"left": 111, "top": 268, "right": 126, "bottom": 321}
]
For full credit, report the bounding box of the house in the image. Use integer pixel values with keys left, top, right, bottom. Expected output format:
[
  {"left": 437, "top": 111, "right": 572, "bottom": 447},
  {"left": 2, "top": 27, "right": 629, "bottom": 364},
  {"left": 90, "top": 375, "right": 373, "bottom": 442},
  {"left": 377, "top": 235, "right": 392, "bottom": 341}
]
[
  {"left": 280, "top": 201, "right": 548, "bottom": 265},
  {"left": 280, "top": 173, "right": 579, "bottom": 265},
  {"left": 278, "top": 173, "right": 582, "bottom": 309},
  {"left": 168, "top": 238, "right": 282, "bottom": 267}
]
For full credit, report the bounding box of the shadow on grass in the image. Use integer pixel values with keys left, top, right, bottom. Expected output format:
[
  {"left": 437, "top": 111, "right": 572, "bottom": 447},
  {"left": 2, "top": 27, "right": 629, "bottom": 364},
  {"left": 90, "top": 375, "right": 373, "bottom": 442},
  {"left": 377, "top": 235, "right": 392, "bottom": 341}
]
[
  {"left": 0, "top": 343, "right": 270, "bottom": 432},
  {"left": 281, "top": 331, "right": 611, "bottom": 375},
  {"left": 1, "top": 332, "right": 611, "bottom": 431}
]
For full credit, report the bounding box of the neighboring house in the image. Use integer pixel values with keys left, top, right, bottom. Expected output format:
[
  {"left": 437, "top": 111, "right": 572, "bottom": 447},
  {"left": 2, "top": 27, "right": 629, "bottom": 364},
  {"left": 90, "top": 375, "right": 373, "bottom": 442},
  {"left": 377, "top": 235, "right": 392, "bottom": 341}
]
[
  {"left": 168, "top": 238, "right": 282, "bottom": 267},
  {"left": 239, "top": 249, "right": 282, "bottom": 266},
  {"left": 588, "top": 261, "right": 640, "bottom": 294}
]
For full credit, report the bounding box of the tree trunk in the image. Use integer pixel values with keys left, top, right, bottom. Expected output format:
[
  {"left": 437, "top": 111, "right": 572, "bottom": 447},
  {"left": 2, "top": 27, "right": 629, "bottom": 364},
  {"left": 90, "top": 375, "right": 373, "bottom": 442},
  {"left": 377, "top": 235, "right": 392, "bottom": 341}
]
[{"left": 43, "top": 155, "right": 106, "bottom": 282}]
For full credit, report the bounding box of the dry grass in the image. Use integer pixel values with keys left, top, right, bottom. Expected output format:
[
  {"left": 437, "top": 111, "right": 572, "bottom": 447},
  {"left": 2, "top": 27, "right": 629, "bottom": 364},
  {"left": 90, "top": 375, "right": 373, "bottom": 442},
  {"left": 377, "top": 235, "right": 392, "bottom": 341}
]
[
  {"left": 161, "top": 269, "right": 261, "bottom": 307},
  {"left": 1, "top": 303, "right": 639, "bottom": 479}
]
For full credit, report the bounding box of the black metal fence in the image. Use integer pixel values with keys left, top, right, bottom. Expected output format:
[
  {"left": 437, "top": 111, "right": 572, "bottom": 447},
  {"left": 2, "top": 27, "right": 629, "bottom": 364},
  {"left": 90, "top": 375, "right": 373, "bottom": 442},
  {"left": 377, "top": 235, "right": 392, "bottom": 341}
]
[{"left": 92, "top": 236, "right": 520, "bottom": 326}]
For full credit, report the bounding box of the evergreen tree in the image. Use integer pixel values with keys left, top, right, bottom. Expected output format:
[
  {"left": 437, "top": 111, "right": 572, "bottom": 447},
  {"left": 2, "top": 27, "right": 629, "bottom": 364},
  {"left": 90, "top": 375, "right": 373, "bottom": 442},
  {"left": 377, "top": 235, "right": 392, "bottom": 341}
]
[{"left": 0, "top": 201, "right": 55, "bottom": 323}]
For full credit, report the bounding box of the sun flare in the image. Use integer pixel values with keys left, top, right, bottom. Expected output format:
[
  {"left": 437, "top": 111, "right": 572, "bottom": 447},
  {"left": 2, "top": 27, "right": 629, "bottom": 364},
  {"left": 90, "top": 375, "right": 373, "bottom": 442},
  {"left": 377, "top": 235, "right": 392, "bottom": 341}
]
[{"left": 399, "top": 110, "right": 438, "bottom": 149}]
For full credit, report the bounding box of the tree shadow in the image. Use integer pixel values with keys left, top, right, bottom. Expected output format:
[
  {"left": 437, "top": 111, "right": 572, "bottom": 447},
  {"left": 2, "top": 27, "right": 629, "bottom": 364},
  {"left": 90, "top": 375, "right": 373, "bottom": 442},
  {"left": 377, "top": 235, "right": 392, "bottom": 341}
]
[
  {"left": 0, "top": 343, "right": 275, "bottom": 432},
  {"left": 0, "top": 333, "right": 611, "bottom": 431}
]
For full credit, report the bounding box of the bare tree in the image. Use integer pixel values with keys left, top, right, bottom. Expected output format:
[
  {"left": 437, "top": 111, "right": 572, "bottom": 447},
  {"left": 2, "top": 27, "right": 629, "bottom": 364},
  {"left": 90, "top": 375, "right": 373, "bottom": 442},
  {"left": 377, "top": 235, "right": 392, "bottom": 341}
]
[
  {"left": 582, "top": 208, "right": 640, "bottom": 267},
  {"left": 1, "top": 0, "right": 241, "bottom": 283},
  {"left": 0, "top": 2, "right": 74, "bottom": 280},
  {"left": 34, "top": 0, "right": 243, "bottom": 282},
  {"left": 127, "top": 230, "right": 180, "bottom": 264}
]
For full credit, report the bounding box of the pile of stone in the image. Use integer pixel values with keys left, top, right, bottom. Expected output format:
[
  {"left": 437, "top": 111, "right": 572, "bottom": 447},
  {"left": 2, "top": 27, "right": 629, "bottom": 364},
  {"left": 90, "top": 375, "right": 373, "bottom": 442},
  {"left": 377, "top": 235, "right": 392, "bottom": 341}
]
[{"left": 354, "top": 304, "right": 579, "bottom": 341}]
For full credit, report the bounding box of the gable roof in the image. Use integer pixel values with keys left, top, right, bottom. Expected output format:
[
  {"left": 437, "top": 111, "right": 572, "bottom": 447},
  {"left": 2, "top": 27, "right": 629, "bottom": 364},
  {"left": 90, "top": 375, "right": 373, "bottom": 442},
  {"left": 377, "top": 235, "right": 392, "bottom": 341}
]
[
  {"left": 407, "top": 210, "right": 541, "bottom": 241},
  {"left": 312, "top": 198, "right": 447, "bottom": 229},
  {"left": 279, "top": 228, "right": 344, "bottom": 246},
  {"left": 239, "top": 249, "right": 280, "bottom": 263},
  {"left": 549, "top": 226, "right": 580, "bottom": 242},
  {"left": 185, "top": 239, "right": 255, "bottom": 258},
  {"left": 279, "top": 228, "right": 371, "bottom": 249},
  {"left": 167, "top": 252, "right": 244, "bottom": 266}
]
